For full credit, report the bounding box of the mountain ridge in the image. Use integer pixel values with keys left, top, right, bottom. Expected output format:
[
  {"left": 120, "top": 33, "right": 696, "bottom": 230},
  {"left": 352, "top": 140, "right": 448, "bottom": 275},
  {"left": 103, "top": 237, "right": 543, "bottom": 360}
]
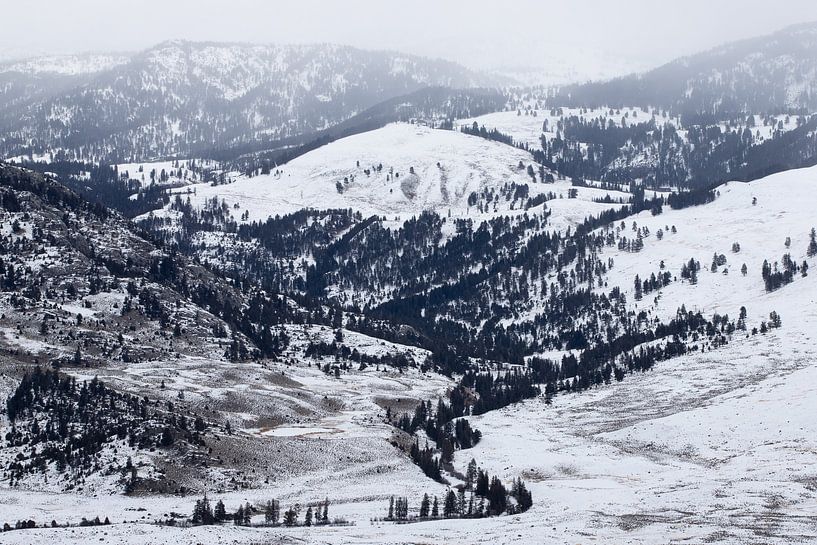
[
  {"left": 553, "top": 21, "right": 817, "bottom": 116},
  {"left": 0, "top": 41, "right": 495, "bottom": 163}
]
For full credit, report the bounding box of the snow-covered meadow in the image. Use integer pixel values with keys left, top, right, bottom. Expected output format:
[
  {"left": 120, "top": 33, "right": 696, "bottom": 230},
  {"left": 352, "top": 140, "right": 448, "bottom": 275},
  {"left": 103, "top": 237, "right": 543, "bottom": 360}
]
[
  {"left": 3, "top": 150, "right": 817, "bottom": 543},
  {"left": 149, "top": 123, "right": 629, "bottom": 234}
]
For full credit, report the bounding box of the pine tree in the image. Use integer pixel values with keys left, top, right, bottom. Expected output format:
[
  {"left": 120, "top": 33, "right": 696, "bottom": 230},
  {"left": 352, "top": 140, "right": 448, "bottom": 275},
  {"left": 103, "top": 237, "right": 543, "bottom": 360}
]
[
  {"left": 511, "top": 478, "right": 533, "bottom": 512},
  {"left": 304, "top": 507, "right": 313, "bottom": 526},
  {"left": 283, "top": 507, "right": 298, "bottom": 527},
  {"left": 475, "top": 469, "right": 489, "bottom": 496},
  {"left": 808, "top": 228, "right": 817, "bottom": 257},
  {"left": 394, "top": 497, "right": 409, "bottom": 521},
  {"left": 214, "top": 500, "right": 226, "bottom": 522},
  {"left": 443, "top": 489, "right": 457, "bottom": 518},
  {"left": 487, "top": 477, "right": 507, "bottom": 515},
  {"left": 264, "top": 499, "right": 279, "bottom": 525},
  {"left": 192, "top": 494, "right": 214, "bottom": 525},
  {"left": 463, "top": 459, "right": 477, "bottom": 490},
  {"left": 192, "top": 499, "right": 203, "bottom": 524},
  {"left": 419, "top": 493, "right": 430, "bottom": 518}
]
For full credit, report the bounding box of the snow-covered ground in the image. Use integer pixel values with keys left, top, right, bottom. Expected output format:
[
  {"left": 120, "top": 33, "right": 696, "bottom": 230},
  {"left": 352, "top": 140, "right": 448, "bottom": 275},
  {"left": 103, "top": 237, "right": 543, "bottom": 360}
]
[
  {"left": 166, "top": 123, "right": 548, "bottom": 221},
  {"left": 116, "top": 159, "right": 219, "bottom": 189},
  {"left": 599, "top": 165, "right": 817, "bottom": 326},
  {"left": 720, "top": 113, "right": 805, "bottom": 144},
  {"left": 0, "top": 53, "right": 130, "bottom": 75},
  {"left": 461, "top": 106, "right": 681, "bottom": 151},
  {"left": 3, "top": 150, "right": 817, "bottom": 545},
  {"left": 149, "top": 122, "right": 628, "bottom": 233},
  {"left": 5, "top": 304, "right": 816, "bottom": 544}
]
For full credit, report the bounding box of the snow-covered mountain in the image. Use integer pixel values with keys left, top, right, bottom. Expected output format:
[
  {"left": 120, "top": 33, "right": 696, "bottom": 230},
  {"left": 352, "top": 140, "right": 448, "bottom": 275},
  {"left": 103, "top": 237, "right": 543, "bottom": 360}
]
[
  {"left": 555, "top": 22, "right": 817, "bottom": 117},
  {"left": 2, "top": 149, "right": 817, "bottom": 544},
  {"left": 3, "top": 20, "right": 817, "bottom": 545},
  {"left": 460, "top": 23, "right": 817, "bottom": 192},
  {"left": 0, "top": 40, "right": 492, "bottom": 163},
  {"left": 162, "top": 122, "right": 620, "bottom": 223},
  {"left": 0, "top": 53, "right": 130, "bottom": 75}
]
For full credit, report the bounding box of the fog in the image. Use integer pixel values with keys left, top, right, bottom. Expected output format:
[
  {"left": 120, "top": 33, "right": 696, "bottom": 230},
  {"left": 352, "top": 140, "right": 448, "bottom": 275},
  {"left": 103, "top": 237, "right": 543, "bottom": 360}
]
[{"left": 4, "top": 0, "right": 817, "bottom": 76}]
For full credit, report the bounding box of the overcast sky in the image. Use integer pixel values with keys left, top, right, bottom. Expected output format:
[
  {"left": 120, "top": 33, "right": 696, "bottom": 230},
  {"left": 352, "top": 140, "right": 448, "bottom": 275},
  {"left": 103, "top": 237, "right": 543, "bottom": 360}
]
[{"left": 4, "top": 0, "right": 817, "bottom": 75}]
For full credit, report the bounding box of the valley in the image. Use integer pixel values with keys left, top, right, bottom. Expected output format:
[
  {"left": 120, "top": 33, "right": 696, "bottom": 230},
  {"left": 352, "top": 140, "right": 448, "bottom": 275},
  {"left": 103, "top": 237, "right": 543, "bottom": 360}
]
[{"left": 1, "top": 16, "right": 817, "bottom": 545}]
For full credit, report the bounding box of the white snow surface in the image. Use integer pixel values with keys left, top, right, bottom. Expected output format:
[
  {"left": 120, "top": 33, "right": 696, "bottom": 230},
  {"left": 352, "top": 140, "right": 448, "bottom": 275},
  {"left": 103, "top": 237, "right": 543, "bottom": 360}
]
[
  {"left": 184, "top": 123, "right": 539, "bottom": 219},
  {"left": 461, "top": 106, "right": 682, "bottom": 151},
  {"left": 0, "top": 53, "right": 130, "bottom": 75},
  {"left": 156, "top": 123, "right": 624, "bottom": 230},
  {"left": 4, "top": 163, "right": 817, "bottom": 544}
]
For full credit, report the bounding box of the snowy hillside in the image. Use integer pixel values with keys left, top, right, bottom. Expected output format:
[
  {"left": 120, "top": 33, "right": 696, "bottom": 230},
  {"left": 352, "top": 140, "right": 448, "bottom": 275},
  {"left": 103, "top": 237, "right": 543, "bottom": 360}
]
[
  {"left": 555, "top": 22, "right": 817, "bottom": 115},
  {"left": 0, "top": 53, "right": 129, "bottom": 75},
  {"left": 461, "top": 97, "right": 816, "bottom": 191},
  {"left": 136, "top": 41, "right": 484, "bottom": 102},
  {"left": 162, "top": 123, "right": 626, "bottom": 225},
  {"left": 3, "top": 159, "right": 817, "bottom": 545},
  {"left": 4, "top": 18, "right": 817, "bottom": 545},
  {"left": 461, "top": 105, "right": 681, "bottom": 151},
  {"left": 600, "top": 166, "right": 817, "bottom": 324},
  {"left": 0, "top": 41, "right": 491, "bottom": 163},
  {"left": 455, "top": 165, "right": 817, "bottom": 544}
]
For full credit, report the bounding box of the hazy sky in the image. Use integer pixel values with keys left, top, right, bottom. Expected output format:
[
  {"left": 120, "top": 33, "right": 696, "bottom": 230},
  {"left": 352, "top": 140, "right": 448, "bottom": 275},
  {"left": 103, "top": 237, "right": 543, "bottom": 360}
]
[{"left": 4, "top": 0, "right": 817, "bottom": 74}]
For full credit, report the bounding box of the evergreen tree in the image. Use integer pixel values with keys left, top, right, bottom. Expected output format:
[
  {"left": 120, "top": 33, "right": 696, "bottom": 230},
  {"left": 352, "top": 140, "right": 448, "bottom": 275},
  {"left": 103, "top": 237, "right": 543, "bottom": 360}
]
[
  {"left": 443, "top": 489, "right": 457, "bottom": 518},
  {"left": 214, "top": 500, "right": 226, "bottom": 522},
  {"left": 419, "top": 493, "right": 430, "bottom": 518},
  {"left": 283, "top": 507, "right": 298, "bottom": 527},
  {"left": 192, "top": 494, "right": 214, "bottom": 525},
  {"left": 487, "top": 477, "right": 507, "bottom": 515},
  {"left": 457, "top": 488, "right": 467, "bottom": 515},
  {"left": 264, "top": 500, "right": 279, "bottom": 525},
  {"left": 465, "top": 459, "right": 477, "bottom": 489}
]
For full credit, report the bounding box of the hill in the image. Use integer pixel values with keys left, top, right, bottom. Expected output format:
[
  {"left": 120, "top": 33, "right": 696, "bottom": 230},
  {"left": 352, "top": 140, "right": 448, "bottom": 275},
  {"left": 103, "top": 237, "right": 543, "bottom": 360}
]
[
  {"left": 2, "top": 154, "right": 816, "bottom": 545},
  {"left": 164, "top": 123, "right": 626, "bottom": 222},
  {"left": 460, "top": 23, "right": 817, "bottom": 191},
  {"left": 553, "top": 22, "right": 817, "bottom": 119},
  {"left": 0, "top": 41, "right": 491, "bottom": 163},
  {"left": 3, "top": 21, "right": 817, "bottom": 545}
]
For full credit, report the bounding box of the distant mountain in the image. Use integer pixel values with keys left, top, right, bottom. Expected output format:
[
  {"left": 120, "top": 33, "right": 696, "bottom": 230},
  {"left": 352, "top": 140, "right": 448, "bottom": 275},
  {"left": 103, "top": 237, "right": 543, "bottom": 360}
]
[
  {"left": 455, "top": 23, "right": 817, "bottom": 191},
  {"left": 0, "top": 41, "right": 493, "bottom": 163},
  {"left": 554, "top": 22, "right": 817, "bottom": 121},
  {"left": 6, "top": 24, "right": 817, "bottom": 544},
  {"left": 217, "top": 86, "right": 507, "bottom": 167},
  {"left": 0, "top": 52, "right": 130, "bottom": 75},
  {"left": 0, "top": 53, "right": 131, "bottom": 115}
]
